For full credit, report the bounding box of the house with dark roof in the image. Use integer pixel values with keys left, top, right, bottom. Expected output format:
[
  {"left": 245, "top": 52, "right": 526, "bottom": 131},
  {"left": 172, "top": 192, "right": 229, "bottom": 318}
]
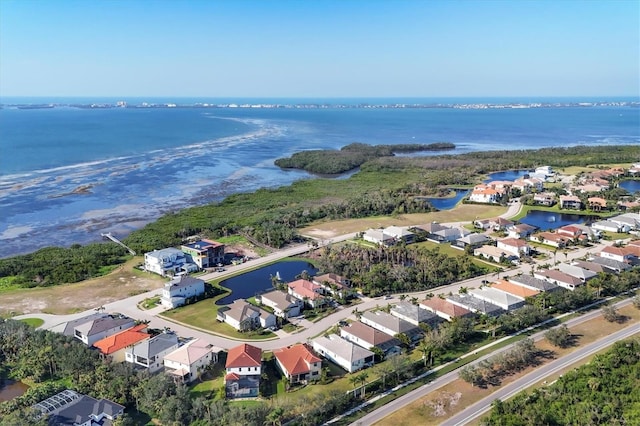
[
  {"left": 125, "top": 332, "right": 179, "bottom": 372},
  {"left": 588, "top": 256, "right": 633, "bottom": 273},
  {"left": 181, "top": 239, "right": 225, "bottom": 269},
  {"left": 273, "top": 343, "right": 322, "bottom": 384},
  {"left": 340, "top": 321, "right": 402, "bottom": 357},
  {"left": 93, "top": 324, "right": 150, "bottom": 362},
  {"left": 312, "top": 334, "right": 374, "bottom": 373},
  {"left": 508, "top": 274, "right": 560, "bottom": 292},
  {"left": 390, "top": 301, "right": 439, "bottom": 327},
  {"left": 225, "top": 343, "right": 262, "bottom": 398},
  {"left": 446, "top": 294, "right": 504, "bottom": 316},
  {"left": 34, "top": 389, "right": 124, "bottom": 426},
  {"left": 453, "top": 233, "right": 491, "bottom": 250},
  {"left": 163, "top": 339, "right": 221, "bottom": 383},
  {"left": 419, "top": 297, "right": 475, "bottom": 321},
  {"left": 73, "top": 315, "right": 136, "bottom": 346},
  {"left": 51, "top": 312, "right": 108, "bottom": 337}
]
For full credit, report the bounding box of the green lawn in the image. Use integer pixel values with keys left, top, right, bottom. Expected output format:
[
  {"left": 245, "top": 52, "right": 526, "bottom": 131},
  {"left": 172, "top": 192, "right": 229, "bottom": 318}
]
[
  {"left": 19, "top": 317, "right": 44, "bottom": 328},
  {"left": 160, "top": 292, "right": 276, "bottom": 340},
  {"left": 139, "top": 296, "right": 161, "bottom": 310}
]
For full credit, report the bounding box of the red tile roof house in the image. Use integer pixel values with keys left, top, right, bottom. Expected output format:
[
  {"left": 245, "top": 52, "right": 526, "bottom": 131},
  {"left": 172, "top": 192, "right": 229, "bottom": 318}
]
[
  {"left": 273, "top": 343, "right": 322, "bottom": 385},
  {"left": 225, "top": 343, "right": 262, "bottom": 398},
  {"left": 419, "top": 297, "right": 474, "bottom": 322},
  {"left": 93, "top": 324, "right": 150, "bottom": 362},
  {"left": 557, "top": 225, "right": 585, "bottom": 240},
  {"left": 599, "top": 245, "right": 638, "bottom": 264},
  {"left": 287, "top": 279, "right": 327, "bottom": 308}
]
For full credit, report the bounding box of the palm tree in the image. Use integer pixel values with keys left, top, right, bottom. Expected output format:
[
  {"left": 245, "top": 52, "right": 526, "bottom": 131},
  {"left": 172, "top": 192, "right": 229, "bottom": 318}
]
[{"left": 357, "top": 371, "right": 369, "bottom": 398}]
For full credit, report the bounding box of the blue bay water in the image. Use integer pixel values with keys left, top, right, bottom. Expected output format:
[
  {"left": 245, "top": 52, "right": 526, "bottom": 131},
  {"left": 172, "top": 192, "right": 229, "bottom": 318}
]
[{"left": 0, "top": 99, "right": 638, "bottom": 258}]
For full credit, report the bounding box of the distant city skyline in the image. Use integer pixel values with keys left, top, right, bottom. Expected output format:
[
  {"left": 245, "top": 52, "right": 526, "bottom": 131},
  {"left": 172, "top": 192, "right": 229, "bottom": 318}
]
[{"left": 1, "top": 0, "right": 638, "bottom": 98}]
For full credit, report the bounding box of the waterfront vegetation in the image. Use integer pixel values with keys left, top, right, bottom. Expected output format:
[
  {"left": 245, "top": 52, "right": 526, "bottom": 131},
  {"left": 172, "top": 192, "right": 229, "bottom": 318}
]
[
  {"left": 274, "top": 142, "right": 456, "bottom": 174},
  {"left": 0, "top": 145, "right": 638, "bottom": 289}
]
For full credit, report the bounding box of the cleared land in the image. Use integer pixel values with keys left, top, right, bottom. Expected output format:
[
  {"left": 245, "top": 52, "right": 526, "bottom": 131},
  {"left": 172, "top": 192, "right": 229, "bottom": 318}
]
[
  {"left": 374, "top": 304, "right": 640, "bottom": 426},
  {"left": 0, "top": 257, "right": 165, "bottom": 316},
  {"left": 300, "top": 204, "right": 507, "bottom": 239}
]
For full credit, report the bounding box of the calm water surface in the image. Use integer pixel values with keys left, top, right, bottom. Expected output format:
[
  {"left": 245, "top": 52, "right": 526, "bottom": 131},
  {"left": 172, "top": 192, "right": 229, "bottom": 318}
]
[
  {"left": 518, "top": 210, "right": 594, "bottom": 230},
  {"left": 425, "top": 189, "right": 469, "bottom": 210},
  {"left": 620, "top": 180, "right": 640, "bottom": 193},
  {"left": 217, "top": 260, "right": 318, "bottom": 305}
]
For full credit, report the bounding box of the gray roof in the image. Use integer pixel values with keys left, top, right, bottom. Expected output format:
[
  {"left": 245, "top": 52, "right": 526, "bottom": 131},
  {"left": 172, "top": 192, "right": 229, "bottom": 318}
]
[
  {"left": 390, "top": 301, "right": 438, "bottom": 324},
  {"left": 557, "top": 263, "right": 597, "bottom": 281},
  {"left": 457, "top": 233, "right": 490, "bottom": 245},
  {"left": 75, "top": 315, "right": 134, "bottom": 337},
  {"left": 571, "top": 260, "right": 607, "bottom": 273},
  {"left": 313, "top": 334, "right": 374, "bottom": 364},
  {"left": 260, "top": 289, "right": 300, "bottom": 309},
  {"left": 60, "top": 313, "right": 108, "bottom": 337},
  {"left": 127, "top": 332, "right": 179, "bottom": 359},
  {"left": 164, "top": 275, "right": 205, "bottom": 291},
  {"left": 589, "top": 256, "right": 633, "bottom": 271},
  {"left": 469, "top": 287, "right": 525, "bottom": 309},
  {"left": 447, "top": 294, "right": 504, "bottom": 316},
  {"left": 536, "top": 270, "right": 583, "bottom": 287},
  {"left": 34, "top": 389, "right": 124, "bottom": 426},
  {"left": 508, "top": 274, "right": 559, "bottom": 292},
  {"left": 361, "top": 310, "right": 422, "bottom": 336}
]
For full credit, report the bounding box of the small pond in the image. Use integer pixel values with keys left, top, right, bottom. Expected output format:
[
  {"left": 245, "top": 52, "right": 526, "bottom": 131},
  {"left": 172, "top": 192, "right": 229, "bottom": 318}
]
[
  {"left": 620, "top": 180, "right": 640, "bottom": 193},
  {"left": 0, "top": 379, "right": 29, "bottom": 402},
  {"left": 518, "top": 210, "right": 593, "bottom": 230},
  {"left": 217, "top": 260, "right": 318, "bottom": 305},
  {"left": 423, "top": 189, "right": 469, "bottom": 210},
  {"left": 484, "top": 169, "right": 531, "bottom": 183}
]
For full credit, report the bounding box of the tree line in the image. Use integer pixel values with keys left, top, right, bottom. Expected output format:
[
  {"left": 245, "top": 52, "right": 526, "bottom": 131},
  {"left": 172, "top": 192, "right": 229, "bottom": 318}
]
[{"left": 481, "top": 338, "right": 640, "bottom": 425}]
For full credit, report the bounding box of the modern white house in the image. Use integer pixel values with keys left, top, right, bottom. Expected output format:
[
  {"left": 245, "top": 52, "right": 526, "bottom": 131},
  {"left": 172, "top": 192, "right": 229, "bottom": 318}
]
[
  {"left": 312, "top": 334, "right": 375, "bottom": 373},
  {"left": 144, "top": 247, "right": 198, "bottom": 276},
  {"left": 217, "top": 299, "right": 276, "bottom": 331},
  {"left": 125, "top": 332, "right": 180, "bottom": 373},
  {"left": 469, "top": 287, "right": 525, "bottom": 311},
  {"left": 225, "top": 343, "right": 262, "bottom": 398},
  {"left": 161, "top": 275, "right": 206, "bottom": 309},
  {"left": 164, "top": 339, "right": 220, "bottom": 383},
  {"left": 339, "top": 321, "right": 402, "bottom": 357},
  {"left": 257, "top": 289, "right": 303, "bottom": 319},
  {"left": 497, "top": 238, "right": 531, "bottom": 258}
]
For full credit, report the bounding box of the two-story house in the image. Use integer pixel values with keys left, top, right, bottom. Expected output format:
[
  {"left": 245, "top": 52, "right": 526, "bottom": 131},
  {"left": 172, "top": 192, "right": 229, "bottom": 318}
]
[
  {"left": 125, "top": 332, "right": 180, "bottom": 373},
  {"left": 93, "top": 324, "right": 150, "bottom": 362},
  {"left": 73, "top": 315, "right": 136, "bottom": 346},
  {"left": 217, "top": 299, "right": 276, "bottom": 331},
  {"left": 163, "top": 339, "right": 220, "bottom": 383},
  {"left": 225, "top": 343, "right": 262, "bottom": 398},
  {"left": 273, "top": 343, "right": 322, "bottom": 385},
  {"left": 312, "top": 334, "right": 374, "bottom": 373},
  {"left": 313, "top": 273, "right": 355, "bottom": 300},
  {"left": 144, "top": 247, "right": 198, "bottom": 276},
  {"left": 287, "top": 279, "right": 326, "bottom": 308},
  {"left": 161, "top": 275, "right": 206, "bottom": 309}
]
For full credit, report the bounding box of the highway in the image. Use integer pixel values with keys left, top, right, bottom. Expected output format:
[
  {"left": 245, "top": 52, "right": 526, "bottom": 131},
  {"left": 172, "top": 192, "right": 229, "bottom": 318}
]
[
  {"left": 349, "top": 297, "right": 638, "bottom": 426},
  {"left": 446, "top": 322, "right": 640, "bottom": 426}
]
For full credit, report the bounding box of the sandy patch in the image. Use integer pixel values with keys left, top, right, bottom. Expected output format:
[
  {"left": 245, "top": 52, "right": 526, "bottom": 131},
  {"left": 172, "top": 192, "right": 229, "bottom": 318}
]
[{"left": 0, "top": 225, "right": 34, "bottom": 239}]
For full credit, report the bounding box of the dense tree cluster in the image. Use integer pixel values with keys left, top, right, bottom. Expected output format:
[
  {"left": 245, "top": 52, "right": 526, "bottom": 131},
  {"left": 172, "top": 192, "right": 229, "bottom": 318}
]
[
  {"left": 274, "top": 142, "right": 455, "bottom": 174},
  {"left": 0, "top": 243, "right": 127, "bottom": 288},
  {"left": 482, "top": 338, "right": 640, "bottom": 425},
  {"left": 315, "top": 243, "right": 487, "bottom": 295}
]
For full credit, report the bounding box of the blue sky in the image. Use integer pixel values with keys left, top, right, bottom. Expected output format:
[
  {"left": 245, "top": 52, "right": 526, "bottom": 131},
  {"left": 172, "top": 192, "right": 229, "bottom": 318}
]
[{"left": 1, "top": 0, "right": 638, "bottom": 98}]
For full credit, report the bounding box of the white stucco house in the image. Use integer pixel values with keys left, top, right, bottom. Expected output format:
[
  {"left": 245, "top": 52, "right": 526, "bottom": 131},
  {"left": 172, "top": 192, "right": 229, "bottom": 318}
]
[
  {"left": 144, "top": 247, "right": 198, "bottom": 277},
  {"left": 163, "top": 338, "right": 220, "bottom": 383},
  {"left": 161, "top": 275, "right": 206, "bottom": 309},
  {"left": 312, "top": 334, "right": 375, "bottom": 373}
]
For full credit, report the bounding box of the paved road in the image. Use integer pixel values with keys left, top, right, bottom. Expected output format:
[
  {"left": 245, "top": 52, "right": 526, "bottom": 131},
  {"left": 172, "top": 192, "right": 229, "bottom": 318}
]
[
  {"left": 446, "top": 322, "right": 640, "bottom": 426},
  {"left": 349, "top": 297, "right": 637, "bottom": 426}
]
